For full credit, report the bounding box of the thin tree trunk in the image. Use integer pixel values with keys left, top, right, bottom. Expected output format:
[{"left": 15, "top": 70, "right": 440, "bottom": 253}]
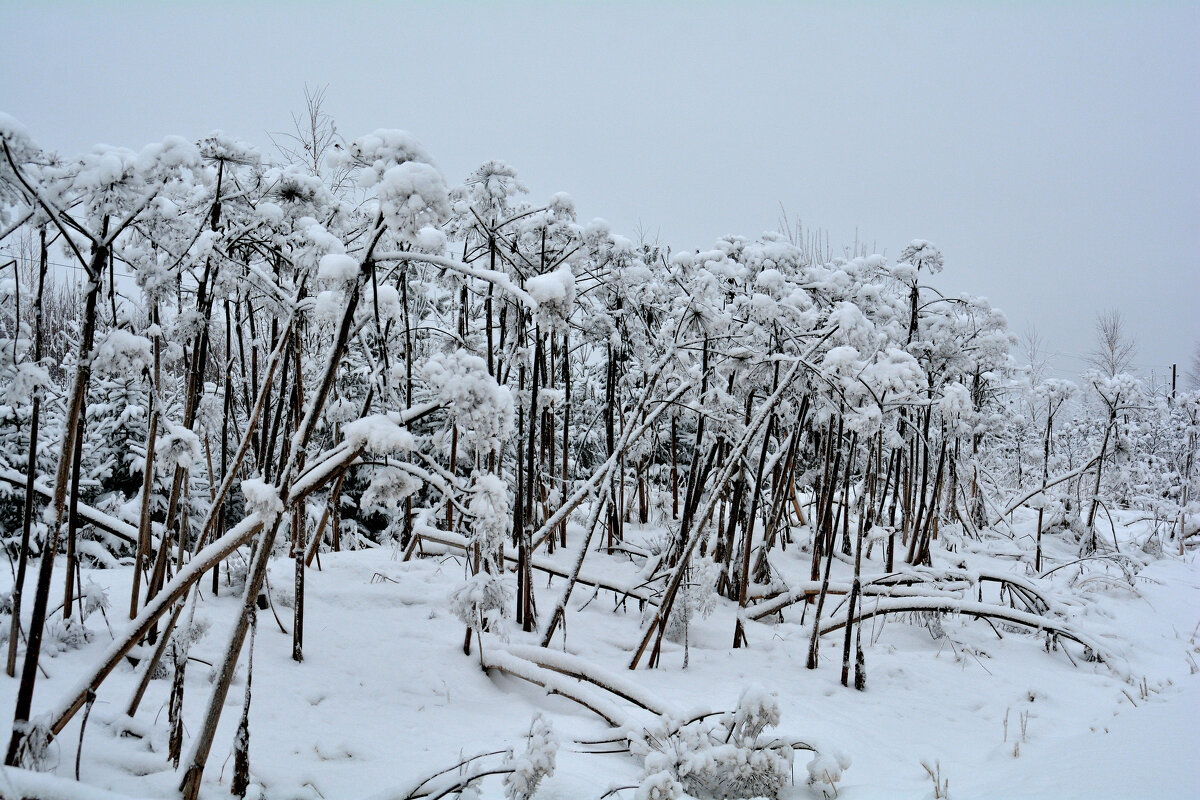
[
  {"left": 63, "top": 407, "right": 86, "bottom": 619},
  {"left": 1085, "top": 411, "right": 1116, "bottom": 550},
  {"left": 734, "top": 406, "right": 776, "bottom": 648},
  {"left": 291, "top": 326, "right": 306, "bottom": 663},
  {"left": 231, "top": 609, "right": 256, "bottom": 798},
  {"left": 1036, "top": 406, "right": 1053, "bottom": 572},
  {"left": 7, "top": 235, "right": 106, "bottom": 766},
  {"left": 807, "top": 421, "right": 848, "bottom": 670},
  {"left": 7, "top": 228, "right": 48, "bottom": 677}
]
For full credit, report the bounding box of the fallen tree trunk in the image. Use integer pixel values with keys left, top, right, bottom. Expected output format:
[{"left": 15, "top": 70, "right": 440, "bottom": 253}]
[
  {"left": 479, "top": 648, "right": 632, "bottom": 728},
  {"left": 817, "top": 596, "right": 1116, "bottom": 669},
  {"left": 504, "top": 644, "right": 674, "bottom": 717},
  {"left": 412, "top": 529, "right": 658, "bottom": 606},
  {"left": 0, "top": 469, "right": 140, "bottom": 546},
  {"left": 745, "top": 579, "right": 972, "bottom": 622}
]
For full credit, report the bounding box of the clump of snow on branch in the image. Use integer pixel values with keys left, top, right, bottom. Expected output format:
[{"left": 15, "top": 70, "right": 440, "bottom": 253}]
[
  {"left": 939, "top": 381, "right": 974, "bottom": 435},
  {"left": 525, "top": 265, "right": 576, "bottom": 330},
  {"left": 318, "top": 253, "right": 359, "bottom": 282},
  {"left": 731, "top": 684, "right": 782, "bottom": 743},
  {"left": 93, "top": 329, "right": 153, "bottom": 376},
  {"left": 449, "top": 572, "right": 509, "bottom": 638},
  {"left": 468, "top": 472, "right": 510, "bottom": 566},
  {"left": 636, "top": 770, "right": 684, "bottom": 800},
  {"left": 342, "top": 414, "right": 416, "bottom": 454},
  {"left": 159, "top": 423, "right": 201, "bottom": 472},
  {"left": 241, "top": 478, "right": 283, "bottom": 519},
  {"left": 900, "top": 238, "right": 944, "bottom": 275},
  {"left": 2, "top": 362, "right": 50, "bottom": 405},
  {"left": 422, "top": 349, "right": 515, "bottom": 450},
  {"left": 632, "top": 685, "right": 823, "bottom": 800},
  {"left": 807, "top": 749, "right": 853, "bottom": 797},
  {"left": 377, "top": 161, "right": 449, "bottom": 238},
  {"left": 332, "top": 129, "right": 449, "bottom": 239},
  {"left": 361, "top": 466, "right": 422, "bottom": 513}
]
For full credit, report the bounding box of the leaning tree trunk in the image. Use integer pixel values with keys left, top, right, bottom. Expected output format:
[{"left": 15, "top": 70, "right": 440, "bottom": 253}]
[
  {"left": 734, "top": 370, "right": 777, "bottom": 648},
  {"left": 631, "top": 360, "right": 802, "bottom": 670}
]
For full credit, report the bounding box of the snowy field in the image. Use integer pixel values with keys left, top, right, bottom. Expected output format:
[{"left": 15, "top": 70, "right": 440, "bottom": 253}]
[{"left": 2, "top": 507, "right": 1196, "bottom": 800}]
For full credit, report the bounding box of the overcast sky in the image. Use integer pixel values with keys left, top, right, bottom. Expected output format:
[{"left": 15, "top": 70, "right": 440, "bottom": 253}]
[{"left": 2, "top": 2, "right": 1197, "bottom": 384}]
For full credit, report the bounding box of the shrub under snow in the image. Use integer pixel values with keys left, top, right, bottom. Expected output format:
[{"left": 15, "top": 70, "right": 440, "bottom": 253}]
[
  {"left": 503, "top": 713, "right": 558, "bottom": 800},
  {"left": 631, "top": 684, "right": 836, "bottom": 800}
]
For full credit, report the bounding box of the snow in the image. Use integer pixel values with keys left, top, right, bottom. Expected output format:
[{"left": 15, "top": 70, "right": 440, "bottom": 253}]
[
  {"left": 92, "top": 330, "right": 152, "bottom": 377},
  {"left": 361, "top": 466, "right": 422, "bottom": 512},
  {"left": 377, "top": 161, "right": 449, "bottom": 236},
  {"left": 900, "top": 239, "right": 944, "bottom": 275},
  {"left": 256, "top": 201, "right": 283, "bottom": 223},
  {"left": 0, "top": 112, "right": 31, "bottom": 142},
  {"left": 371, "top": 282, "right": 403, "bottom": 322},
  {"left": 342, "top": 414, "right": 417, "bottom": 454},
  {"left": 525, "top": 267, "right": 575, "bottom": 307},
  {"left": 0, "top": 767, "right": 160, "bottom": 800},
  {"left": 468, "top": 473, "right": 511, "bottom": 560},
  {"left": 318, "top": 253, "right": 359, "bottom": 282},
  {"left": 421, "top": 349, "right": 515, "bottom": 449},
  {"left": 450, "top": 572, "right": 510, "bottom": 630},
  {"left": 338, "top": 129, "right": 435, "bottom": 186},
  {"left": 3, "top": 361, "right": 50, "bottom": 404},
  {"left": 526, "top": 266, "right": 576, "bottom": 329},
  {"left": 240, "top": 478, "right": 282, "bottom": 518},
  {"left": 0, "top": 468, "right": 140, "bottom": 546},
  {"left": 158, "top": 423, "right": 201, "bottom": 473},
  {"left": 415, "top": 225, "right": 447, "bottom": 254},
  {"left": 0, "top": 113, "right": 1195, "bottom": 800},
  {"left": 0, "top": 507, "right": 1194, "bottom": 799},
  {"left": 503, "top": 713, "right": 558, "bottom": 800}
]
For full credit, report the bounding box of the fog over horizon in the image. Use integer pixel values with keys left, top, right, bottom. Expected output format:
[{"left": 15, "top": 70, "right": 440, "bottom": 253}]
[{"left": 2, "top": 1, "right": 1196, "bottom": 384}]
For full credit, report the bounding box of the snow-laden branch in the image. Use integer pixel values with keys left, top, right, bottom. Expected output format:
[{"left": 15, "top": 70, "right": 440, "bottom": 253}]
[
  {"left": 990, "top": 453, "right": 1102, "bottom": 527},
  {"left": 531, "top": 353, "right": 696, "bottom": 553},
  {"left": 373, "top": 250, "right": 536, "bottom": 309},
  {"left": 745, "top": 580, "right": 965, "bottom": 621}
]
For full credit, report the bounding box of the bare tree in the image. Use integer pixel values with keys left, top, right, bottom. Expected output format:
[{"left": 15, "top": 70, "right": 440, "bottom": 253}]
[
  {"left": 268, "top": 84, "right": 353, "bottom": 193},
  {"left": 1022, "top": 325, "right": 1047, "bottom": 385},
  {"left": 1088, "top": 309, "right": 1137, "bottom": 377}
]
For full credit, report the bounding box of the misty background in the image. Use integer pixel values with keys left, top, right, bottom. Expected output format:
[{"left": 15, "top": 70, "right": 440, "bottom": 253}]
[{"left": 2, "top": 1, "right": 1196, "bottom": 385}]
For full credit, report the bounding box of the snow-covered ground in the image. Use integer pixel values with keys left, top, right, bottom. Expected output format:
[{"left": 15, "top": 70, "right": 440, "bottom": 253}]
[{"left": 2, "top": 507, "right": 1197, "bottom": 799}]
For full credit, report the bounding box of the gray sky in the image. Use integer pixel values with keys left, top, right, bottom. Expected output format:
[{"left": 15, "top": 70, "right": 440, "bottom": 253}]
[{"left": 2, "top": 2, "right": 1197, "bottom": 385}]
